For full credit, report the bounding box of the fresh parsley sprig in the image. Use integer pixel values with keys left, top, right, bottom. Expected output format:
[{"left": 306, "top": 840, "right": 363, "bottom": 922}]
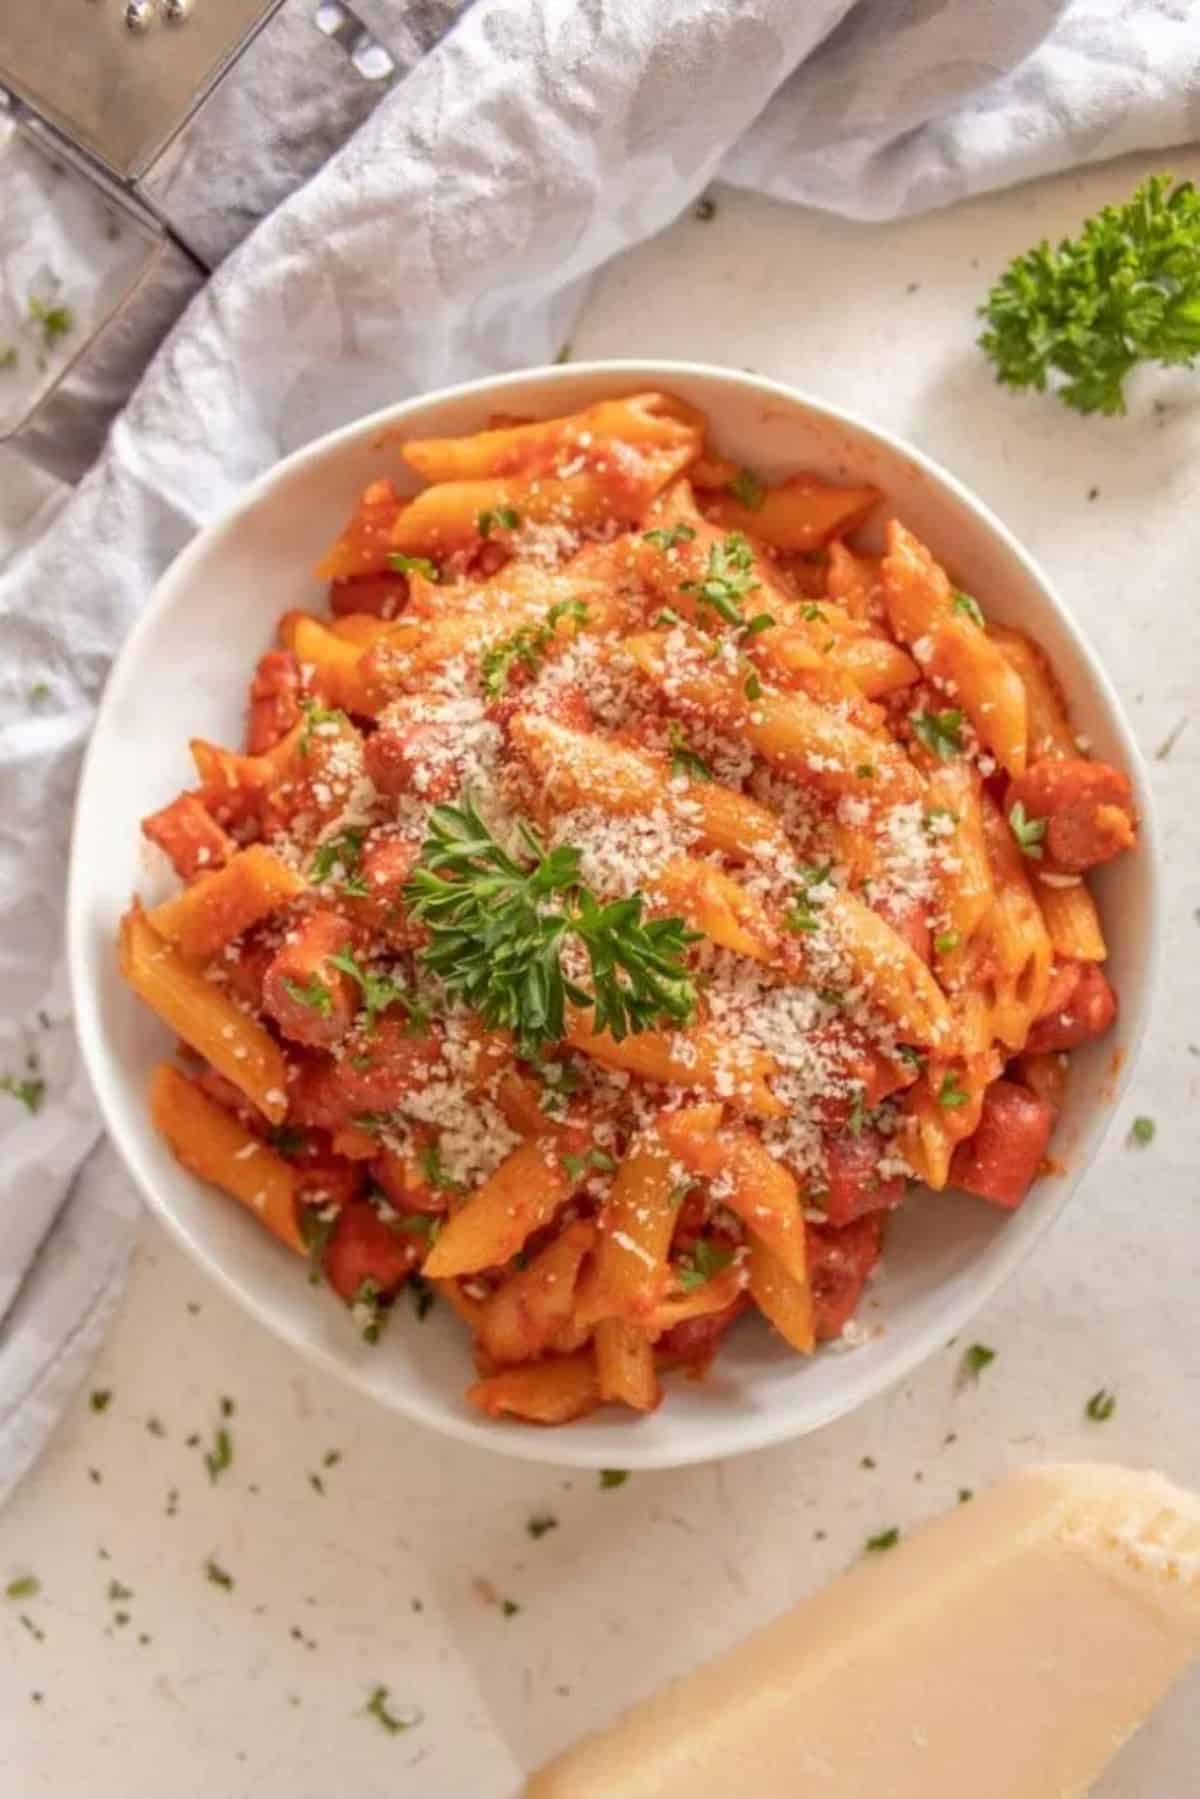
[
  {"left": 979, "top": 174, "right": 1200, "bottom": 415},
  {"left": 402, "top": 797, "right": 699, "bottom": 1054}
]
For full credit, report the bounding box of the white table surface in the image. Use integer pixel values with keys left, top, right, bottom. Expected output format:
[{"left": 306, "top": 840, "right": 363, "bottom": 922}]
[{"left": 3, "top": 145, "right": 1200, "bottom": 1798}]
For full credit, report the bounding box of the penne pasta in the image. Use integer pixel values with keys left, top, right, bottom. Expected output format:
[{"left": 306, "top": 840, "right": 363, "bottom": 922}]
[
  {"left": 146, "top": 844, "right": 306, "bottom": 961},
  {"left": 120, "top": 907, "right": 287, "bottom": 1122},
  {"left": 150, "top": 1063, "right": 302, "bottom": 1252}
]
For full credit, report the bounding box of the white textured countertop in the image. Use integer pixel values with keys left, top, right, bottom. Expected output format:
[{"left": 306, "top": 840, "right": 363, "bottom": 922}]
[{"left": 3, "top": 146, "right": 1200, "bottom": 1798}]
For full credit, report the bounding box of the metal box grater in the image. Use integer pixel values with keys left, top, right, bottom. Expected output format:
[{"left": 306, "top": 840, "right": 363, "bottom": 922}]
[{"left": 0, "top": 0, "right": 445, "bottom": 481}]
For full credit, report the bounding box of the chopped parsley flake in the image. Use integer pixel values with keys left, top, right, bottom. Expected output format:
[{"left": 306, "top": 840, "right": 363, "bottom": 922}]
[
  {"left": 911, "top": 709, "right": 964, "bottom": 761},
  {"left": 89, "top": 1390, "right": 112, "bottom": 1413},
  {"left": 679, "top": 531, "right": 759, "bottom": 626},
  {"left": 283, "top": 975, "right": 332, "bottom": 1016},
  {"left": 0, "top": 346, "right": 16, "bottom": 372},
  {"left": 784, "top": 862, "right": 832, "bottom": 936},
  {"left": 0, "top": 1054, "right": 45, "bottom": 1115},
  {"left": 676, "top": 1240, "right": 733, "bottom": 1292},
  {"left": 642, "top": 522, "right": 695, "bottom": 551},
  {"left": 562, "top": 1147, "right": 617, "bottom": 1182},
  {"left": 1085, "top": 1387, "right": 1117, "bottom": 1421},
  {"left": 417, "top": 1142, "right": 463, "bottom": 1192},
  {"left": 479, "top": 598, "right": 588, "bottom": 697},
  {"left": 204, "top": 1558, "right": 234, "bottom": 1590},
  {"left": 599, "top": 1469, "right": 629, "bottom": 1489},
  {"left": 387, "top": 554, "right": 439, "bottom": 582},
  {"left": 1009, "top": 802, "right": 1047, "bottom": 860},
  {"left": 29, "top": 295, "right": 74, "bottom": 349},
  {"left": 726, "top": 467, "right": 766, "bottom": 510},
  {"left": 28, "top": 681, "right": 49, "bottom": 703},
  {"left": 937, "top": 1071, "right": 969, "bottom": 1110},
  {"left": 363, "top": 1685, "right": 421, "bottom": 1735},
  {"left": 1129, "top": 1116, "right": 1155, "bottom": 1146},
  {"left": 501, "top": 1598, "right": 521, "bottom": 1618},
  {"left": 669, "top": 721, "right": 711, "bottom": 783},
  {"left": 204, "top": 1425, "right": 233, "bottom": 1483},
  {"left": 962, "top": 1342, "right": 996, "bottom": 1379},
  {"left": 309, "top": 828, "right": 369, "bottom": 896},
  {"left": 934, "top": 930, "right": 960, "bottom": 954},
  {"left": 951, "top": 590, "right": 985, "bottom": 627},
  {"left": 477, "top": 506, "right": 520, "bottom": 538},
  {"left": 329, "top": 949, "right": 429, "bottom": 1036},
  {"left": 865, "top": 1528, "right": 900, "bottom": 1552},
  {"left": 527, "top": 1513, "right": 559, "bottom": 1540},
  {"left": 5, "top": 1576, "right": 40, "bottom": 1601}
]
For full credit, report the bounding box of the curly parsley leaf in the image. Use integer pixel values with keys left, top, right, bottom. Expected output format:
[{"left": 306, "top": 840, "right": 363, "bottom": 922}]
[{"left": 978, "top": 175, "right": 1200, "bottom": 415}]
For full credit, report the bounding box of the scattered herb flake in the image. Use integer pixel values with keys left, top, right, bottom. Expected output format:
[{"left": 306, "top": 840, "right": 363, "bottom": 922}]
[
  {"left": 204, "top": 1558, "right": 234, "bottom": 1590},
  {"left": 501, "top": 1598, "right": 521, "bottom": 1617},
  {"left": 1129, "top": 1115, "right": 1156, "bottom": 1146},
  {"left": 204, "top": 1425, "right": 233, "bottom": 1484},
  {"left": 675, "top": 1240, "right": 734, "bottom": 1292},
  {"left": 89, "top": 1390, "right": 112, "bottom": 1414},
  {"left": 865, "top": 1528, "right": 900, "bottom": 1553},
  {"left": 5, "top": 1576, "right": 40, "bottom": 1601},
  {"left": 951, "top": 590, "right": 985, "bottom": 627},
  {"left": 29, "top": 295, "right": 74, "bottom": 349},
  {"left": 962, "top": 1342, "right": 996, "bottom": 1379},
  {"left": 934, "top": 930, "right": 961, "bottom": 955},
  {"left": 527, "top": 1513, "right": 559, "bottom": 1540},
  {"left": 1085, "top": 1387, "right": 1117, "bottom": 1422},
  {"left": 363, "top": 1685, "right": 420, "bottom": 1735},
  {"left": 0, "top": 1066, "right": 45, "bottom": 1115},
  {"left": 1154, "top": 717, "right": 1189, "bottom": 761},
  {"left": 599, "top": 1469, "right": 629, "bottom": 1489},
  {"left": 958, "top": 1487, "right": 974, "bottom": 1503}
]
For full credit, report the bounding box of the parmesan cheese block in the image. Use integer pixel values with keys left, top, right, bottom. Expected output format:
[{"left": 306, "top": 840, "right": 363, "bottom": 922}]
[{"left": 526, "top": 1463, "right": 1200, "bottom": 1799}]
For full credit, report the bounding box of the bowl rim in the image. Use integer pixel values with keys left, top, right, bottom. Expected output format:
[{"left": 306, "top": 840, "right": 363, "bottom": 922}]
[{"left": 67, "top": 357, "right": 1163, "bottom": 1469}]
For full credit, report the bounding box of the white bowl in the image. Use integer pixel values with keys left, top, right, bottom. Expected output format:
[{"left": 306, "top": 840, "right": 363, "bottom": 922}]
[{"left": 68, "top": 361, "right": 1161, "bottom": 1470}]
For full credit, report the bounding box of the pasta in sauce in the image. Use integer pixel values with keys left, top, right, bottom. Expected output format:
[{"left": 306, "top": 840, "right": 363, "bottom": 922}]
[{"left": 123, "top": 393, "right": 1137, "bottom": 1425}]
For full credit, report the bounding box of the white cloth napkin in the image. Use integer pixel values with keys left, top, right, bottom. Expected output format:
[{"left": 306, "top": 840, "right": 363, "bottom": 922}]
[{"left": 1, "top": 0, "right": 1196, "bottom": 1502}]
